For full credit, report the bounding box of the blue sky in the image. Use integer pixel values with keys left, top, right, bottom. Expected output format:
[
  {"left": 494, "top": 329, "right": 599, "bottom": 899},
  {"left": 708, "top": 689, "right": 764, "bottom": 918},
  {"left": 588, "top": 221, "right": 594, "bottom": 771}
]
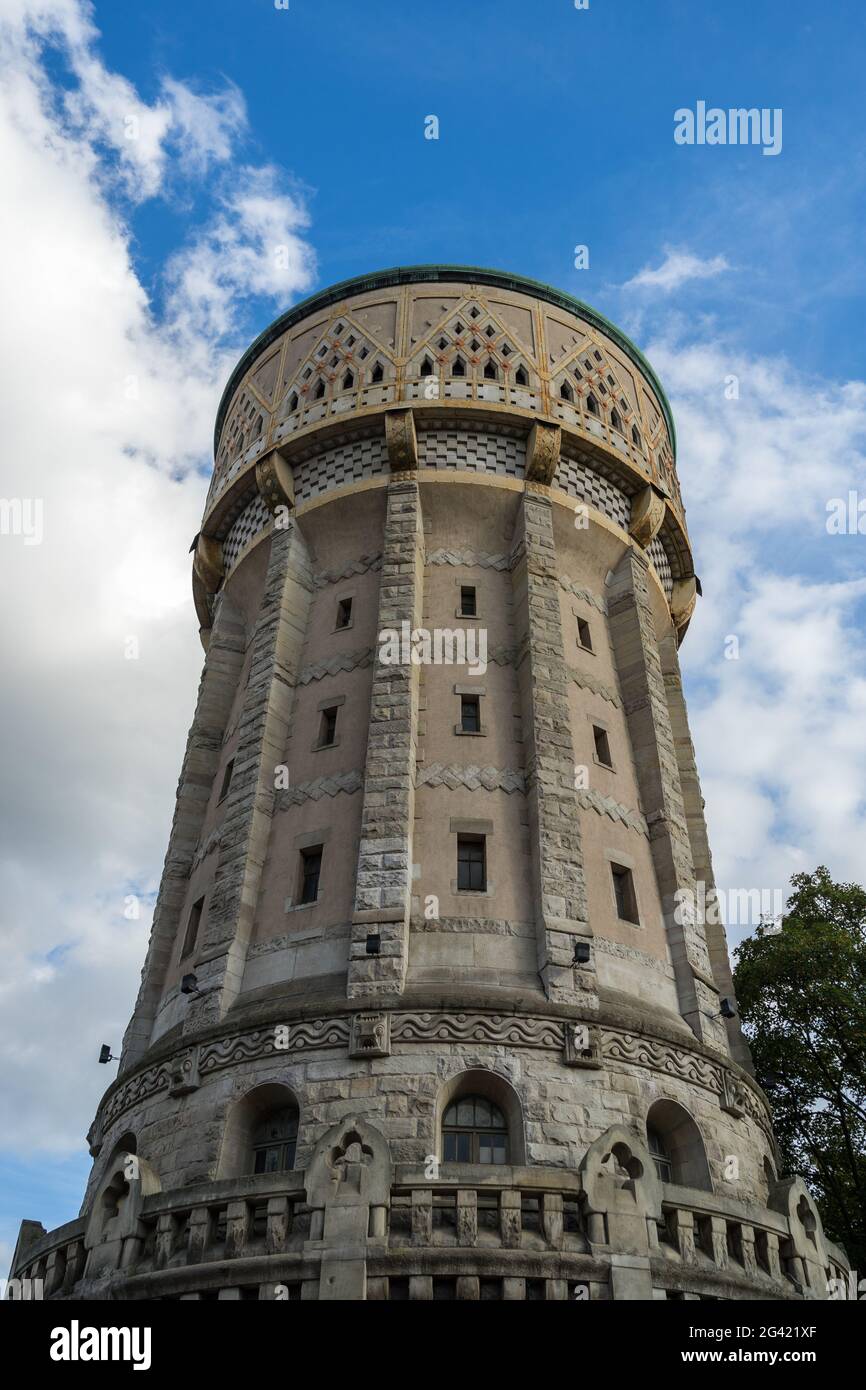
[{"left": 1, "top": 0, "right": 865, "bottom": 1268}]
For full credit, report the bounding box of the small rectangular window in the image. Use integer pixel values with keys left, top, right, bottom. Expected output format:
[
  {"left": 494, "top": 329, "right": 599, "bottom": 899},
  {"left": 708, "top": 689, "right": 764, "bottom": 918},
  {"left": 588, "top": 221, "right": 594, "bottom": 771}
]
[
  {"left": 460, "top": 585, "right": 477, "bottom": 617},
  {"left": 577, "top": 617, "right": 593, "bottom": 651},
  {"left": 319, "top": 707, "right": 338, "bottom": 747},
  {"left": 336, "top": 597, "right": 353, "bottom": 629},
  {"left": 460, "top": 694, "right": 481, "bottom": 733},
  {"left": 611, "top": 863, "right": 639, "bottom": 924},
  {"left": 457, "top": 835, "right": 486, "bottom": 892},
  {"left": 300, "top": 847, "right": 323, "bottom": 904},
  {"left": 218, "top": 758, "right": 234, "bottom": 803},
  {"left": 593, "top": 726, "right": 612, "bottom": 768},
  {"left": 182, "top": 897, "right": 204, "bottom": 958}
]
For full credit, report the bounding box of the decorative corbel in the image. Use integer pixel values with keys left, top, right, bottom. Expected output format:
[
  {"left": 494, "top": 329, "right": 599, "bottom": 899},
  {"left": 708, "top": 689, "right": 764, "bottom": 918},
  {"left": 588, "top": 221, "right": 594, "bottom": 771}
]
[
  {"left": 525, "top": 420, "right": 561, "bottom": 486},
  {"left": 384, "top": 408, "right": 418, "bottom": 471},
  {"left": 671, "top": 575, "right": 699, "bottom": 635},
  {"left": 628, "top": 484, "right": 667, "bottom": 549},
  {"left": 256, "top": 446, "right": 295, "bottom": 515},
  {"left": 192, "top": 533, "right": 224, "bottom": 594}
]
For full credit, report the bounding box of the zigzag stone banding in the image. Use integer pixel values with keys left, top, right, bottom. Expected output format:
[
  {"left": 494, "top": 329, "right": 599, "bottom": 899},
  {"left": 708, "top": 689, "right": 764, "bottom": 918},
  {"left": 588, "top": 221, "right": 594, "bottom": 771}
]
[
  {"left": 570, "top": 668, "right": 622, "bottom": 708},
  {"left": 576, "top": 788, "right": 648, "bottom": 836},
  {"left": 298, "top": 649, "right": 373, "bottom": 684},
  {"left": 275, "top": 770, "right": 364, "bottom": 808},
  {"left": 415, "top": 763, "right": 526, "bottom": 793}
]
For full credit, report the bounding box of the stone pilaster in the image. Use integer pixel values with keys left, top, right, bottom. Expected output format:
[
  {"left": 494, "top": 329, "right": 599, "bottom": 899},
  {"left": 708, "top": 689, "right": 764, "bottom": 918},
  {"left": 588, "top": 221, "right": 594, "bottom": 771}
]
[
  {"left": 511, "top": 489, "right": 595, "bottom": 1007},
  {"left": 120, "top": 591, "right": 247, "bottom": 1070},
  {"left": 607, "top": 546, "right": 726, "bottom": 1048},
  {"left": 659, "top": 630, "right": 752, "bottom": 1069},
  {"left": 347, "top": 477, "right": 424, "bottom": 998},
  {"left": 184, "top": 519, "right": 313, "bottom": 1029}
]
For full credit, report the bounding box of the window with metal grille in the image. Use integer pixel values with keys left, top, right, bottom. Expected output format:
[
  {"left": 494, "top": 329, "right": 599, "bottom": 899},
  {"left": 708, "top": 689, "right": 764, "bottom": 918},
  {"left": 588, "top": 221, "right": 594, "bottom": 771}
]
[
  {"left": 460, "top": 695, "right": 481, "bottom": 733},
  {"left": 460, "top": 585, "right": 477, "bottom": 616},
  {"left": 611, "top": 863, "right": 639, "bottom": 924},
  {"left": 647, "top": 1126, "right": 672, "bottom": 1183},
  {"left": 593, "top": 725, "right": 613, "bottom": 768},
  {"left": 457, "top": 835, "right": 486, "bottom": 892},
  {"left": 251, "top": 1106, "right": 298, "bottom": 1174},
  {"left": 442, "top": 1096, "right": 508, "bottom": 1164},
  {"left": 300, "top": 847, "right": 322, "bottom": 905},
  {"left": 319, "top": 707, "right": 338, "bottom": 747},
  {"left": 218, "top": 758, "right": 234, "bottom": 803},
  {"left": 181, "top": 896, "right": 204, "bottom": 958}
]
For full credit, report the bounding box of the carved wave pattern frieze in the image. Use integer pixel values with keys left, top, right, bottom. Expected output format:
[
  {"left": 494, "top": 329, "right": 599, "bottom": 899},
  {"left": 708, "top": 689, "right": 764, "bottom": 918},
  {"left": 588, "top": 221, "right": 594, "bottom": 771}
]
[
  {"left": 391, "top": 1012, "right": 563, "bottom": 1048},
  {"left": 100, "top": 1013, "right": 771, "bottom": 1138}
]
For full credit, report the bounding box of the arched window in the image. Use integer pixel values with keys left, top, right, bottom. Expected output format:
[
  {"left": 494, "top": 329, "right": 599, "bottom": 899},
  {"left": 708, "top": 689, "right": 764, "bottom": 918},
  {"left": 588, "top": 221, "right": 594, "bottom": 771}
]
[
  {"left": 631, "top": 424, "right": 642, "bottom": 449},
  {"left": 217, "top": 1084, "right": 300, "bottom": 1180},
  {"left": 483, "top": 359, "right": 498, "bottom": 381},
  {"left": 610, "top": 407, "right": 623, "bottom": 433},
  {"left": 645, "top": 1100, "right": 712, "bottom": 1191},
  {"left": 560, "top": 381, "right": 574, "bottom": 402},
  {"left": 314, "top": 378, "right": 326, "bottom": 400},
  {"left": 371, "top": 361, "right": 384, "bottom": 384},
  {"left": 442, "top": 1096, "right": 508, "bottom": 1165},
  {"left": 586, "top": 392, "right": 599, "bottom": 416},
  {"left": 342, "top": 369, "right": 354, "bottom": 390},
  {"left": 452, "top": 355, "right": 466, "bottom": 377},
  {"left": 515, "top": 365, "right": 528, "bottom": 387},
  {"left": 288, "top": 392, "right": 298, "bottom": 413},
  {"left": 251, "top": 1106, "right": 298, "bottom": 1174},
  {"left": 420, "top": 356, "right": 433, "bottom": 377}
]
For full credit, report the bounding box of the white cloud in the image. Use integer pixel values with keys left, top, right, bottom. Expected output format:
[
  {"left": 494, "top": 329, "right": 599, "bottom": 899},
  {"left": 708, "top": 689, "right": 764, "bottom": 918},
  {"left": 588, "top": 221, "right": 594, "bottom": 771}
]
[
  {"left": 0, "top": 0, "right": 315, "bottom": 1175},
  {"left": 622, "top": 248, "right": 731, "bottom": 294},
  {"left": 165, "top": 165, "right": 317, "bottom": 342},
  {"left": 639, "top": 309, "right": 866, "bottom": 945}
]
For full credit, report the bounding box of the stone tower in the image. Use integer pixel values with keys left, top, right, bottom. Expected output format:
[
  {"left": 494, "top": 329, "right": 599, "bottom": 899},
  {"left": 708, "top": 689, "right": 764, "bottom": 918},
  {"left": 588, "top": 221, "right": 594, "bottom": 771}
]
[{"left": 11, "top": 268, "right": 847, "bottom": 1301}]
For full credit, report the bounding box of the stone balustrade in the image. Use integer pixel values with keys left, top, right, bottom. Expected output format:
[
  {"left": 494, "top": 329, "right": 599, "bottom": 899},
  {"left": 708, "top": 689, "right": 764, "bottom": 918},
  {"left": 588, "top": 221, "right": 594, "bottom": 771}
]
[{"left": 10, "top": 1162, "right": 849, "bottom": 1302}]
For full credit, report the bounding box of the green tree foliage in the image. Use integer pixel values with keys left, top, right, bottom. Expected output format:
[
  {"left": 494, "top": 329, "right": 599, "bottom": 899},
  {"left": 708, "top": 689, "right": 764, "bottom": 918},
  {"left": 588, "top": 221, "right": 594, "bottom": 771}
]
[{"left": 734, "top": 866, "right": 866, "bottom": 1268}]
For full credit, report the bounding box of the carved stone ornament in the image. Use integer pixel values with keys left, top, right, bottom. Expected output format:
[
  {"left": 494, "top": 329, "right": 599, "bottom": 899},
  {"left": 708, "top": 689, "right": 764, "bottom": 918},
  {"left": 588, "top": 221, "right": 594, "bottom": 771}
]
[{"left": 349, "top": 1011, "right": 391, "bottom": 1059}]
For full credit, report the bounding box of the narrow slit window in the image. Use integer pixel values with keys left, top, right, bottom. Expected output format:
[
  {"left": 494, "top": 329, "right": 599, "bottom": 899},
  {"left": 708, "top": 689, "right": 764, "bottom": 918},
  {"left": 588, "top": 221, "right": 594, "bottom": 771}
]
[
  {"left": 218, "top": 758, "right": 234, "bottom": 803},
  {"left": 300, "top": 846, "right": 323, "bottom": 905},
  {"left": 288, "top": 392, "right": 299, "bottom": 413},
  {"left": 611, "top": 863, "right": 639, "bottom": 924},
  {"left": 460, "top": 585, "right": 477, "bottom": 616},
  {"left": 593, "top": 725, "right": 613, "bottom": 768},
  {"left": 319, "top": 707, "right": 338, "bottom": 747},
  {"left": 457, "top": 835, "right": 486, "bottom": 892},
  {"left": 577, "top": 617, "right": 593, "bottom": 651},
  {"left": 460, "top": 695, "right": 481, "bottom": 733},
  {"left": 336, "top": 597, "right": 353, "bottom": 629},
  {"left": 314, "top": 379, "right": 326, "bottom": 400},
  {"left": 181, "top": 897, "right": 204, "bottom": 958}
]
